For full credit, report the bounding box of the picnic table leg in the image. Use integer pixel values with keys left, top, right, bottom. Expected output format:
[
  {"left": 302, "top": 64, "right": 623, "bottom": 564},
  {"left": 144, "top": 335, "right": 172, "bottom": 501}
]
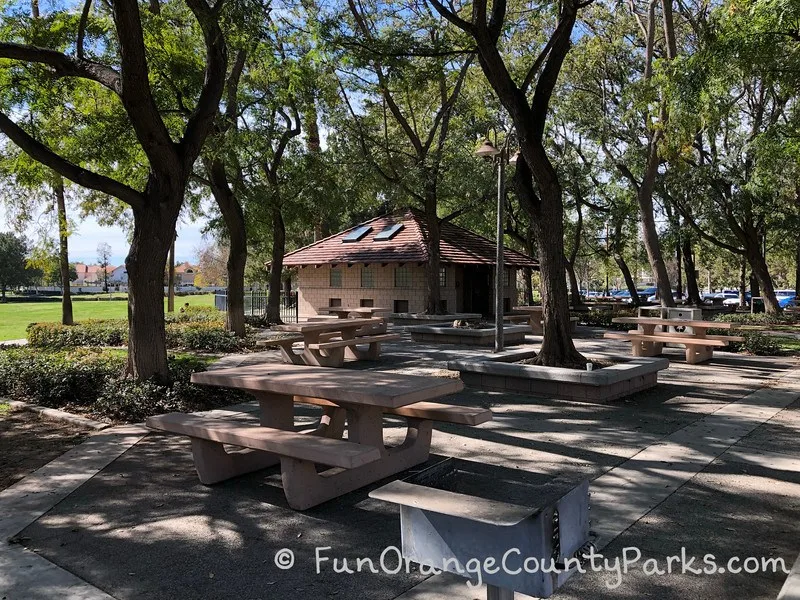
[
  {"left": 346, "top": 320, "right": 388, "bottom": 360},
  {"left": 189, "top": 392, "right": 295, "bottom": 485},
  {"left": 686, "top": 344, "right": 714, "bottom": 364},
  {"left": 277, "top": 343, "right": 305, "bottom": 365},
  {"left": 309, "top": 406, "right": 347, "bottom": 439},
  {"left": 279, "top": 408, "right": 433, "bottom": 510},
  {"left": 302, "top": 331, "right": 346, "bottom": 367},
  {"left": 530, "top": 314, "right": 543, "bottom": 335},
  {"left": 637, "top": 324, "right": 663, "bottom": 356}
]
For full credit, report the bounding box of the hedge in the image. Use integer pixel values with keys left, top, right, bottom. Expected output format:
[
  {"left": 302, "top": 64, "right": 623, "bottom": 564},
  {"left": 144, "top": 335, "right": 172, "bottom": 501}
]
[
  {"left": 27, "top": 309, "right": 258, "bottom": 353},
  {"left": 0, "top": 347, "right": 247, "bottom": 422}
]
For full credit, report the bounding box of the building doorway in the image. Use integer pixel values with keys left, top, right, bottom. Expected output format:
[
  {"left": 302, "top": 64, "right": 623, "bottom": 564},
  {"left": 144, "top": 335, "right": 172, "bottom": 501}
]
[{"left": 462, "top": 266, "right": 493, "bottom": 316}]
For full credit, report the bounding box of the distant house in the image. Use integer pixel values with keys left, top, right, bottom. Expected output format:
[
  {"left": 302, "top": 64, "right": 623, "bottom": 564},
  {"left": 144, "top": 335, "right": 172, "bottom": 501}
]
[
  {"left": 282, "top": 209, "right": 538, "bottom": 318},
  {"left": 72, "top": 263, "right": 110, "bottom": 286},
  {"left": 109, "top": 265, "right": 128, "bottom": 284},
  {"left": 174, "top": 262, "right": 198, "bottom": 286}
]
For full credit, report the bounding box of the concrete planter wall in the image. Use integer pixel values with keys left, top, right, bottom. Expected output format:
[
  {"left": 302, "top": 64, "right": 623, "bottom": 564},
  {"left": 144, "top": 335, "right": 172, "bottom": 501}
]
[
  {"left": 389, "top": 312, "right": 481, "bottom": 326},
  {"left": 448, "top": 349, "right": 669, "bottom": 403},
  {"left": 407, "top": 324, "right": 530, "bottom": 346}
]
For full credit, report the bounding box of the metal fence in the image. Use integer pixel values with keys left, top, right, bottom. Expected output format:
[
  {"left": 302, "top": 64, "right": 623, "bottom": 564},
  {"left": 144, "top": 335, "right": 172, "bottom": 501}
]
[{"left": 214, "top": 290, "right": 298, "bottom": 323}]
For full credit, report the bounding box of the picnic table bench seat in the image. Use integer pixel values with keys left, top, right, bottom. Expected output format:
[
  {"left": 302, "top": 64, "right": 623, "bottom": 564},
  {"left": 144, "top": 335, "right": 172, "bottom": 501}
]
[
  {"left": 604, "top": 331, "right": 727, "bottom": 364},
  {"left": 307, "top": 333, "right": 401, "bottom": 351},
  {"left": 146, "top": 413, "right": 382, "bottom": 485},
  {"left": 256, "top": 335, "right": 304, "bottom": 348}
]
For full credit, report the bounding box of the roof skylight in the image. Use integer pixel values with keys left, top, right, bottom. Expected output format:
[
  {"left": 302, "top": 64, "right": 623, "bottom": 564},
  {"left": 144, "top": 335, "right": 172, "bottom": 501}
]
[{"left": 374, "top": 223, "right": 404, "bottom": 241}]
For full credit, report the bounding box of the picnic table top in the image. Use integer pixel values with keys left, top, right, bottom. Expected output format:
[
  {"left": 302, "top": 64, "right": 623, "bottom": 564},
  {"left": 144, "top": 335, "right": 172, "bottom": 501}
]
[
  {"left": 190, "top": 363, "right": 464, "bottom": 408},
  {"left": 272, "top": 318, "right": 380, "bottom": 334},
  {"left": 612, "top": 316, "right": 734, "bottom": 329},
  {"left": 513, "top": 305, "right": 544, "bottom": 312}
]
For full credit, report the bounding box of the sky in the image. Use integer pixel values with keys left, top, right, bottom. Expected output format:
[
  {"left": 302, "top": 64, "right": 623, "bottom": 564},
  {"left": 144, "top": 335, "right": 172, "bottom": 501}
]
[{"left": 0, "top": 203, "right": 210, "bottom": 267}]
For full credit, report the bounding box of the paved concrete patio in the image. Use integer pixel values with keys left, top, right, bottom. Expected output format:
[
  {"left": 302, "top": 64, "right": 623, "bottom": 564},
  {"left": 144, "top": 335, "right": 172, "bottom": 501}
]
[{"left": 2, "top": 327, "right": 799, "bottom": 599}]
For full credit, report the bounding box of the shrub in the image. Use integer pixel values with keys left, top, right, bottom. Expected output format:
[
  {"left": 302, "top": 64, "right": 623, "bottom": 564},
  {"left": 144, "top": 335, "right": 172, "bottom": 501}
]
[
  {"left": 165, "top": 322, "right": 257, "bottom": 352},
  {"left": 27, "top": 320, "right": 128, "bottom": 349},
  {"left": 28, "top": 318, "right": 257, "bottom": 352},
  {"left": 165, "top": 306, "right": 222, "bottom": 324},
  {"left": 0, "top": 348, "right": 247, "bottom": 422},
  {"left": 740, "top": 332, "right": 781, "bottom": 356},
  {"left": 713, "top": 312, "right": 797, "bottom": 326},
  {"left": 0, "top": 347, "right": 126, "bottom": 407},
  {"left": 576, "top": 309, "right": 637, "bottom": 330}
]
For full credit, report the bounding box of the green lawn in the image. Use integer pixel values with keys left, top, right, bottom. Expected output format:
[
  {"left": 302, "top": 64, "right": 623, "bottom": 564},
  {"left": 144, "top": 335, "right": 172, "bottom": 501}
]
[{"left": 0, "top": 294, "right": 218, "bottom": 341}]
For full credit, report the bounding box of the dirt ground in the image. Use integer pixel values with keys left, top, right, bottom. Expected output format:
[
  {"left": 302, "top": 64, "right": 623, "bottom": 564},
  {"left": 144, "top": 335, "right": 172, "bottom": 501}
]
[{"left": 0, "top": 405, "right": 90, "bottom": 492}]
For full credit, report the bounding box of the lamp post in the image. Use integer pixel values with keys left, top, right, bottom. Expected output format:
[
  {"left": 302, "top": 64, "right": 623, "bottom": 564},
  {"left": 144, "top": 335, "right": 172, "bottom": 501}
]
[{"left": 475, "top": 136, "right": 518, "bottom": 353}]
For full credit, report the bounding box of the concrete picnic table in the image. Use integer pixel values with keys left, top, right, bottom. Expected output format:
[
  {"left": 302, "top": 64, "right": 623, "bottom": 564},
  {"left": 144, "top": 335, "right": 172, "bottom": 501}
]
[
  {"left": 509, "top": 305, "right": 544, "bottom": 334},
  {"left": 318, "top": 306, "right": 390, "bottom": 318},
  {"left": 159, "top": 362, "right": 481, "bottom": 509},
  {"left": 607, "top": 316, "right": 740, "bottom": 364},
  {"left": 272, "top": 318, "right": 397, "bottom": 367}
]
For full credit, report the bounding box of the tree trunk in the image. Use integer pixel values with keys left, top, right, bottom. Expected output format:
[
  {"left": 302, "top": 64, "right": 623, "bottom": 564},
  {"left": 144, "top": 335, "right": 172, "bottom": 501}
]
[
  {"left": 126, "top": 202, "right": 178, "bottom": 381},
  {"left": 167, "top": 236, "right": 175, "bottom": 313},
  {"left": 795, "top": 235, "right": 800, "bottom": 300},
  {"left": 747, "top": 248, "right": 780, "bottom": 314},
  {"left": 566, "top": 202, "right": 584, "bottom": 307},
  {"left": 611, "top": 221, "right": 639, "bottom": 306},
  {"left": 675, "top": 237, "right": 683, "bottom": 300},
  {"left": 266, "top": 205, "right": 285, "bottom": 324},
  {"left": 54, "top": 177, "right": 73, "bottom": 325},
  {"left": 423, "top": 184, "right": 442, "bottom": 314},
  {"left": 739, "top": 258, "right": 747, "bottom": 308},
  {"left": 637, "top": 159, "right": 674, "bottom": 306},
  {"left": 614, "top": 253, "right": 639, "bottom": 306},
  {"left": 514, "top": 163, "right": 586, "bottom": 368},
  {"left": 682, "top": 236, "right": 702, "bottom": 305},
  {"left": 207, "top": 158, "right": 247, "bottom": 336},
  {"left": 225, "top": 229, "right": 247, "bottom": 335},
  {"left": 566, "top": 261, "right": 581, "bottom": 307}
]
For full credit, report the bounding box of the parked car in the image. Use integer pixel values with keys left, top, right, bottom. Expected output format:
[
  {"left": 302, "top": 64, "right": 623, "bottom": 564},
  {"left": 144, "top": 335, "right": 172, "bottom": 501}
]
[
  {"left": 646, "top": 291, "right": 683, "bottom": 303},
  {"left": 778, "top": 295, "right": 797, "bottom": 308},
  {"left": 722, "top": 292, "right": 748, "bottom": 306}
]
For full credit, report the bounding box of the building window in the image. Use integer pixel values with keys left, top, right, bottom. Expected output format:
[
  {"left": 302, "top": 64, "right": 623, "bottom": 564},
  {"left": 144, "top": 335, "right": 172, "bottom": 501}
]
[
  {"left": 394, "top": 299, "right": 409, "bottom": 313},
  {"left": 360, "top": 298, "right": 374, "bottom": 307},
  {"left": 329, "top": 298, "right": 342, "bottom": 307},
  {"left": 439, "top": 267, "right": 447, "bottom": 288},
  {"left": 330, "top": 267, "right": 342, "bottom": 288},
  {"left": 504, "top": 268, "right": 512, "bottom": 287},
  {"left": 395, "top": 266, "right": 410, "bottom": 288},
  {"left": 361, "top": 265, "right": 374, "bottom": 288},
  {"left": 439, "top": 299, "right": 448, "bottom": 312},
  {"left": 503, "top": 297, "right": 511, "bottom": 313}
]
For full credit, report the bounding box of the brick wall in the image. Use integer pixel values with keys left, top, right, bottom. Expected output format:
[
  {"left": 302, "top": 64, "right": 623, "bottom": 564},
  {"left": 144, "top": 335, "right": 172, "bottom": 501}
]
[{"left": 296, "top": 264, "right": 519, "bottom": 317}]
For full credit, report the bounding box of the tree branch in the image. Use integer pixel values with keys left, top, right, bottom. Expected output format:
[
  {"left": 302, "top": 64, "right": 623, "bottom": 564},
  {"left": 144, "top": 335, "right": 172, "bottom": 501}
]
[
  {"left": 77, "top": 0, "right": 93, "bottom": 60},
  {"left": 0, "top": 110, "right": 144, "bottom": 209},
  {"left": 179, "top": 0, "right": 229, "bottom": 169},
  {"left": 0, "top": 42, "right": 120, "bottom": 93},
  {"left": 111, "top": 0, "right": 177, "bottom": 168}
]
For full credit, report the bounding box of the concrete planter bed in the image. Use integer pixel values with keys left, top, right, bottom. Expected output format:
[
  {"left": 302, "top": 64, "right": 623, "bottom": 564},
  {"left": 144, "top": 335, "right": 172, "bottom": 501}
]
[
  {"left": 407, "top": 324, "right": 530, "bottom": 346},
  {"left": 448, "top": 349, "right": 669, "bottom": 403},
  {"left": 388, "top": 312, "right": 481, "bottom": 326}
]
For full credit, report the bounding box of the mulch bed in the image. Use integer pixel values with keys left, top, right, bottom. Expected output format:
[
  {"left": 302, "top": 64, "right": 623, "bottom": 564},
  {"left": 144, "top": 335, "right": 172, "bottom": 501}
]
[{"left": 0, "top": 406, "right": 90, "bottom": 492}]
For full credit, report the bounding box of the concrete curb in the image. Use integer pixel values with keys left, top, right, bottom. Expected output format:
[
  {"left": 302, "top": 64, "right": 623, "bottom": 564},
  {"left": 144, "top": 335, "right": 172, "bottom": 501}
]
[{"left": 5, "top": 400, "right": 110, "bottom": 431}]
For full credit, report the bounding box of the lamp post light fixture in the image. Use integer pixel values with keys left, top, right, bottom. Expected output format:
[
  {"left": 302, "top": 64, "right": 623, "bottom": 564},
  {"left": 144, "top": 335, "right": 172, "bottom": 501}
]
[{"left": 475, "top": 134, "right": 517, "bottom": 353}]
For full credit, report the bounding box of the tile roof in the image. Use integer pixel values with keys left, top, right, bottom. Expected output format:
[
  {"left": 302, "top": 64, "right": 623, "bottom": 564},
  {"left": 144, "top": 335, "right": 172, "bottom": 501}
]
[{"left": 282, "top": 209, "right": 538, "bottom": 268}]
